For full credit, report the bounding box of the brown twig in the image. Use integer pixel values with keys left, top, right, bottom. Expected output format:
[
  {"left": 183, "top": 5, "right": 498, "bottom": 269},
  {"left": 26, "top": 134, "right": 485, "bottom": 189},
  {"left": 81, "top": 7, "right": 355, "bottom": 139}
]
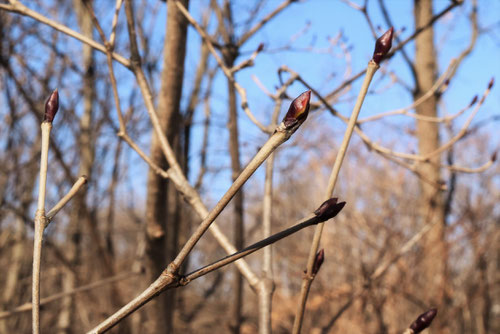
[{"left": 292, "top": 28, "right": 393, "bottom": 333}]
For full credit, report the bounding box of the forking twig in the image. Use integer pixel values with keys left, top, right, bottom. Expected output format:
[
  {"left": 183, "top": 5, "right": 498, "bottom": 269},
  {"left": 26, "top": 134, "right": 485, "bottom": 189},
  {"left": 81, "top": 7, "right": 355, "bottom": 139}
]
[
  {"left": 32, "top": 89, "right": 58, "bottom": 334},
  {"left": 86, "top": 197, "right": 344, "bottom": 334},
  {"left": 32, "top": 90, "right": 87, "bottom": 334},
  {"left": 179, "top": 199, "right": 346, "bottom": 286},
  {"left": 87, "top": 89, "right": 313, "bottom": 334},
  {"left": 292, "top": 28, "right": 394, "bottom": 334}
]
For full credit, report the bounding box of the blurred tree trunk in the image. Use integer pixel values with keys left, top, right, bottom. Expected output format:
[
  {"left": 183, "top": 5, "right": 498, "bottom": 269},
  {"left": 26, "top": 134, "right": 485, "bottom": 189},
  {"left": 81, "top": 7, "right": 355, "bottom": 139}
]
[
  {"left": 0, "top": 132, "right": 40, "bottom": 332},
  {"left": 58, "top": 1, "right": 129, "bottom": 332},
  {"left": 413, "top": 0, "right": 448, "bottom": 329},
  {"left": 56, "top": 1, "right": 94, "bottom": 331},
  {"left": 215, "top": 2, "right": 245, "bottom": 330},
  {"left": 144, "top": 0, "right": 189, "bottom": 332},
  {"left": 225, "top": 56, "right": 245, "bottom": 334}
]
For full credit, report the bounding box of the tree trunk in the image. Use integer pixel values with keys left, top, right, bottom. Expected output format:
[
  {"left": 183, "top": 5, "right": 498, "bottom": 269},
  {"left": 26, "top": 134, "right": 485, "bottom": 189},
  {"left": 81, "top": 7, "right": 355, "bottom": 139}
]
[
  {"left": 224, "top": 53, "right": 245, "bottom": 334},
  {"left": 144, "top": 0, "right": 189, "bottom": 332},
  {"left": 57, "top": 1, "right": 95, "bottom": 331},
  {"left": 413, "top": 0, "right": 448, "bottom": 330}
]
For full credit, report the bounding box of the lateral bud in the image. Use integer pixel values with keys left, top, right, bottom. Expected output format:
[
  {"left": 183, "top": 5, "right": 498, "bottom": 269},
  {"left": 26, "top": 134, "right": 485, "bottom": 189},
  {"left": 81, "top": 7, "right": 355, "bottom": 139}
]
[
  {"left": 281, "top": 90, "right": 311, "bottom": 130},
  {"left": 372, "top": 27, "right": 393, "bottom": 65},
  {"left": 44, "top": 89, "right": 59, "bottom": 123},
  {"left": 314, "top": 198, "right": 346, "bottom": 222},
  {"left": 409, "top": 308, "right": 437, "bottom": 333},
  {"left": 312, "top": 249, "right": 325, "bottom": 275}
]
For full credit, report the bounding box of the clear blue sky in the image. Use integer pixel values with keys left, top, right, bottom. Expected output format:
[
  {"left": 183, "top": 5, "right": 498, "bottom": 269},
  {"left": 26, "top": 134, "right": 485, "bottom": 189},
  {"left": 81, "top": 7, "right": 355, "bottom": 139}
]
[
  {"left": 165, "top": 0, "right": 499, "bottom": 204},
  {"left": 6, "top": 0, "right": 497, "bottom": 212}
]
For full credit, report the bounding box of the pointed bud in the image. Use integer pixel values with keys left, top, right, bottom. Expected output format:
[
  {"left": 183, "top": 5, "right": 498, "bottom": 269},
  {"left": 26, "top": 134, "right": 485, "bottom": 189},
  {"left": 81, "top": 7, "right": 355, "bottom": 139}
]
[
  {"left": 257, "top": 43, "right": 264, "bottom": 52},
  {"left": 44, "top": 89, "right": 59, "bottom": 123},
  {"left": 409, "top": 308, "right": 437, "bottom": 333},
  {"left": 491, "top": 152, "right": 497, "bottom": 162},
  {"left": 488, "top": 77, "right": 494, "bottom": 89},
  {"left": 282, "top": 90, "right": 311, "bottom": 129},
  {"left": 372, "top": 27, "right": 393, "bottom": 65},
  {"left": 469, "top": 95, "right": 478, "bottom": 107},
  {"left": 312, "top": 249, "right": 325, "bottom": 275},
  {"left": 314, "top": 198, "right": 346, "bottom": 222}
]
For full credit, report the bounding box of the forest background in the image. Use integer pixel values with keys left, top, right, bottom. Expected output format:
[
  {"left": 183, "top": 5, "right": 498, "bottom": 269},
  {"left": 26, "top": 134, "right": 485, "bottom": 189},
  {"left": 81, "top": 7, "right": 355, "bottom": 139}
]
[{"left": 0, "top": 0, "right": 499, "bottom": 333}]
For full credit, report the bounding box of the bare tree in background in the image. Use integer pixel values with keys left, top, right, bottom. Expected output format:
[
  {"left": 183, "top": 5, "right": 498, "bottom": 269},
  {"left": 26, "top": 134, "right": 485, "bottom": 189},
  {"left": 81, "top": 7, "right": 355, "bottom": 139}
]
[
  {"left": 413, "top": 0, "right": 448, "bottom": 327},
  {"left": 144, "top": 0, "right": 189, "bottom": 331},
  {"left": 0, "top": 0, "right": 498, "bottom": 333}
]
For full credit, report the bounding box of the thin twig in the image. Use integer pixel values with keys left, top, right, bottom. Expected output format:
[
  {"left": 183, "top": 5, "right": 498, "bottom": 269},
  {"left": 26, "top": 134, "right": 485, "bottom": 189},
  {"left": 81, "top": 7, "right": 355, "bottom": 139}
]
[
  {"left": 292, "top": 27, "right": 394, "bottom": 331},
  {"left": 87, "top": 198, "right": 344, "bottom": 334},
  {"left": 46, "top": 175, "right": 87, "bottom": 221},
  {"left": 87, "top": 88, "right": 311, "bottom": 333},
  {"left": 32, "top": 88, "right": 60, "bottom": 334},
  {"left": 0, "top": 271, "right": 139, "bottom": 319},
  {"left": 174, "top": 0, "right": 271, "bottom": 133},
  {"left": 32, "top": 120, "right": 52, "bottom": 334},
  {"left": 1, "top": 0, "right": 130, "bottom": 68}
]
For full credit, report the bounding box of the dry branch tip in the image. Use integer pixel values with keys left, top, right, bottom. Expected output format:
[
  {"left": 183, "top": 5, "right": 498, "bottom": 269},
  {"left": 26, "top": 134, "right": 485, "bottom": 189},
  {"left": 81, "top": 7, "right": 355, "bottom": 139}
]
[
  {"left": 43, "top": 89, "right": 59, "bottom": 123},
  {"left": 409, "top": 308, "right": 437, "bottom": 333},
  {"left": 372, "top": 27, "right": 393, "bottom": 65}
]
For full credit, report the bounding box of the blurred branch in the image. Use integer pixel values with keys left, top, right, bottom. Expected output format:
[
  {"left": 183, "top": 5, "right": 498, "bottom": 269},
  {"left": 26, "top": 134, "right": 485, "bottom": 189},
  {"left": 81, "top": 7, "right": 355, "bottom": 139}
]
[
  {"left": 292, "top": 28, "right": 392, "bottom": 332},
  {"left": 180, "top": 201, "right": 345, "bottom": 286},
  {"left": 324, "top": 1, "right": 460, "bottom": 101},
  {"left": 175, "top": 0, "right": 270, "bottom": 133},
  {"left": 0, "top": 0, "right": 130, "bottom": 68},
  {"left": 0, "top": 271, "right": 140, "bottom": 320},
  {"left": 238, "top": 0, "right": 295, "bottom": 47}
]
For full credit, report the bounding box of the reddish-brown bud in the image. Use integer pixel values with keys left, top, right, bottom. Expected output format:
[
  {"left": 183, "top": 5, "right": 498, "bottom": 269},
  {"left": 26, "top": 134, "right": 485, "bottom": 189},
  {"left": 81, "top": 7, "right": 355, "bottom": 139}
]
[
  {"left": 491, "top": 152, "right": 497, "bottom": 162},
  {"left": 469, "top": 95, "right": 478, "bottom": 107},
  {"left": 283, "top": 90, "right": 311, "bottom": 129},
  {"left": 257, "top": 43, "right": 264, "bottom": 52},
  {"left": 312, "top": 249, "right": 325, "bottom": 275},
  {"left": 488, "top": 77, "right": 494, "bottom": 89},
  {"left": 44, "top": 89, "right": 59, "bottom": 123},
  {"left": 314, "top": 198, "right": 346, "bottom": 222},
  {"left": 409, "top": 308, "right": 437, "bottom": 333},
  {"left": 372, "top": 27, "right": 393, "bottom": 65}
]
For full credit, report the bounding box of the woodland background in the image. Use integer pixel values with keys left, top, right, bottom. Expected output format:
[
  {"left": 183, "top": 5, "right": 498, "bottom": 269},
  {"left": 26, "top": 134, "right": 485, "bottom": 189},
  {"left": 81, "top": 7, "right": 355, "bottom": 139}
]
[{"left": 0, "top": 0, "right": 499, "bottom": 333}]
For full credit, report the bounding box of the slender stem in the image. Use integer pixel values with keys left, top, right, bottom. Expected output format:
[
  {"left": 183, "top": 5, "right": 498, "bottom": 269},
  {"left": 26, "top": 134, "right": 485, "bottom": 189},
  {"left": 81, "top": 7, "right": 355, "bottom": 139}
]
[
  {"left": 182, "top": 214, "right": 319, "bottom": 283},
  {"left": 32, "top": 217, "right": 44, "bottom": 334},
  {"left": 1, "top": 271, "right": 138, "bottom": 319},
  {"left": 86, "top": 275, "right": 169, "bottom": 334},
  {"left": 32, "top": 121, "right": 52, "bottom": 334},
  {"left": 87, "top": 211, "right": 327, "bottom": 334},
  {"left": 88, "top": 113, "right": 307, "bottom": 333},
  {"left": 46, "top": 176, "right": 88, "bottom": 221},
  {"left": 36, "top": 123, "right": 51, "bottom": 211},
  {"left": 292, "top": 61, "right": 379, "bottom": 334},
  {"left": 170, "top": 128, "right": 290, "bottom": 272},
  {"left": 2, "top": 0, "right": 130, "bottom": 68},
  {"left": 258, "top": 99, "right": 282, "bottom": 334}
]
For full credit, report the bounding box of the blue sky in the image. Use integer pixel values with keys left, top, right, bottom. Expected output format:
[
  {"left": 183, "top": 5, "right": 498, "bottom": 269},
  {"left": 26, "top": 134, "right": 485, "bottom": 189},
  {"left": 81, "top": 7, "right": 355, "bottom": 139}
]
[
  {"left": 164, "top": 0, "right": 499, "bottom": 204},
  {"left": 4, "top": 0, "right": 497, "bottom": 214}
]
